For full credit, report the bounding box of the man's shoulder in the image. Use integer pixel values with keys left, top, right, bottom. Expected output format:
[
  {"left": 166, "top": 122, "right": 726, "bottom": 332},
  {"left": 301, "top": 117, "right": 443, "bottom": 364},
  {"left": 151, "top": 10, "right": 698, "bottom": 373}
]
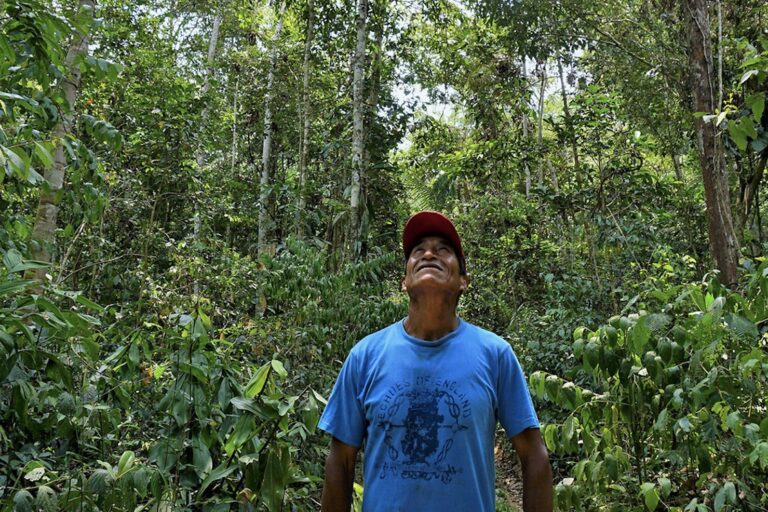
[{"left": 350, "top": 320, "right": 402, "bottom": 354}]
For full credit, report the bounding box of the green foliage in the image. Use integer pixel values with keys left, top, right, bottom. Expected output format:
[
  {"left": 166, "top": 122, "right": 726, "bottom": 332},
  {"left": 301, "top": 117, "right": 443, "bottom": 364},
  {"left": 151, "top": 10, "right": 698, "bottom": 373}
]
[{"left": 532, "top": 265, "right": 768, "bottom": 510}]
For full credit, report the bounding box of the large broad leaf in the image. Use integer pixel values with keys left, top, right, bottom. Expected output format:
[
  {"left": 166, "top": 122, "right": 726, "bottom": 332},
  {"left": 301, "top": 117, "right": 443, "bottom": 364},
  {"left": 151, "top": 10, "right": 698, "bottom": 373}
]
[
  {"left": 224, "top": 416, "right": 256, "bottom": 456},
  {"left": 13, "top": 489, "right": 34, "bottom": 512},
  {"left": 261, "top": 445, "right": 289, "bottom": 512},
  {"left": 198, "top": 463, "right": 238, "bottom": 496},
  {"left": 87, "top": 468, "right": 112, "bottom": 495},
  {"left": 714, "top": 481, "right": 736, "bottom": 511},
  {"left": 117, "top": 451, "right": 135, "bottom": 478},
  {"left": 0, "top": 278, "right": 36, "bottom": 297},
  {"left": 245, "top": 362, "right": 271, "bottom": 398},
  {"left": 724, "top": 313, "right": 758, "bottom": 339},
  {"left": 640, "top": 482, "right": 659, "bottom": 511},
  {"left": 192, "top": 435, "right": 213, "bottom": 478},
  {"left": 627, "top": 317, "right": 650, "bottom": 355},
  {"left": 35, "top": 485, "right": 57, "bottom": 512},
  {"left": 728, "top": 122, "right": 749, "bottom": 151}
]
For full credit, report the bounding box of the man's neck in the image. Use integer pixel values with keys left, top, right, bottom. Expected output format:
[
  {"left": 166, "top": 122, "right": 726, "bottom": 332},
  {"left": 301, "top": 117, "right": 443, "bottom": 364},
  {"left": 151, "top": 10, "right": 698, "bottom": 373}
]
[{"left": 403, "top": 296, "right": 459, "bottom": 341}]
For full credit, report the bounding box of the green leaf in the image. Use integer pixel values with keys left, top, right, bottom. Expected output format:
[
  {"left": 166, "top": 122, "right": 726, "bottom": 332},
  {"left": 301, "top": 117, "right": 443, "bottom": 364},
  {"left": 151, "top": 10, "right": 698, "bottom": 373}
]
[
  {"left": 714, "top": 481, "right": 736, "bottom": 511},
  {"left": 87, "top": 468, "right": 112, "bottom": 495},
  {"left": 198, "top": 463, "right": 237, "bottom": 496},
  {"left": 640, "top": 482, "right": 659, "bottom": 511},
  {"left": 748, "top": 93, "right": 765, "bottom": 122},
  {"left": 740, "top": 69, "right": 759, "bottom": 84},
  {"left": 677, "top": 417, "right": 692, "bottom": 433},
  {"left": 261, "top": 446, "right": 289, "bottom": 512},
  {"left": 75, "top": 293, "right": 104, "bottom": 312},
  {"left": 224, "top": 415, "right": 256, "bottom": 456},
  {"left": 729, "top": 121, "right": 748, "bottom": 151},
  {"left": 0, "top": 278, "right": 36, "bottom": 296},
  {"left": 117, "top": 451, "right": 135, "bottom": 478},
  {"left": 245, "top": 362, "right": 271, "bottom": 398},
  {"left": 33, "top": 142, "right": 54, "bottom": 169},
  {"left": 741, "top": 118, "right": 758, "bottom": 139},
  {"left": 563, "top": 416, "right": 576, "bottom": 442},
  {"left": 658, "top": 477, "right": 671, "bottom": 498},
  {"left": 271, "top": 359, "right": 287, "bottom": 378},
  {"left": 628, "top": 317, "right": 650, "bottom": 355},
  {"left": 13, "top": 489, "right": 34, "bottom": 512},
  {"left": 192, "top": 435, "right": 213, "bottom": 478},
  {"left": 2, "top": 146, "right": 28, "bottom": 178},
  {"left": 725, "top": 313, "right": 758, "bottom": 339},
  {"left": 35, "top": 485, "right": 57, "bottom": 512}
]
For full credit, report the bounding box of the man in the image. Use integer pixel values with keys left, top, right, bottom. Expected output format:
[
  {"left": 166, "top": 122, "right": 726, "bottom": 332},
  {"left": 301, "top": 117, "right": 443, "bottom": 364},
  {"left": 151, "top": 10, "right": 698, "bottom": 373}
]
[{"left": 319, "top": 211, "right": 552, "bottom": 511}]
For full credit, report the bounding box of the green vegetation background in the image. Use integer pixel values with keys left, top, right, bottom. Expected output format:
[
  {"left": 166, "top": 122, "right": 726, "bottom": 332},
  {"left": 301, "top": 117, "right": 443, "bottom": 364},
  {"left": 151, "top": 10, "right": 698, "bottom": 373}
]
[{"left": 1, "top": 0, "right": 767, "bottom": 510}]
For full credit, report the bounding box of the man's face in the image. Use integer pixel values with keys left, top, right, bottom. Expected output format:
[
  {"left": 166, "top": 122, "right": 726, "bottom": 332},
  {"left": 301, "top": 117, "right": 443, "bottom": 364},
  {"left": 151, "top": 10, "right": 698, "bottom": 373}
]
[{"left": 401, "top": 235, "right": 468, "bottom": 300}]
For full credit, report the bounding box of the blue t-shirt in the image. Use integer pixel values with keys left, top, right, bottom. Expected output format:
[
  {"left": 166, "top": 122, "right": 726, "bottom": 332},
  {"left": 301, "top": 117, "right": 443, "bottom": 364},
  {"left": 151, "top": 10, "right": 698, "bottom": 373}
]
[{"left": 318, "top": 319, "right": 539, "bottom": 512}]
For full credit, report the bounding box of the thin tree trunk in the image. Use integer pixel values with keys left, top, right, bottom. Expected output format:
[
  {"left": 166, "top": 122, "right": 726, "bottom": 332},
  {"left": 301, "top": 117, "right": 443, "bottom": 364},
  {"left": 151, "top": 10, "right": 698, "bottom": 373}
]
[
  {"left": 536, "top": 60, "right": 547, "bottom": 187},
  {"left": 296, "top": 0, "right": 314, "bottom": 238},
  {"left": 258, "top": 0, "right": 287, "bottom": 254},
  {"left": 347, "top": 0, "right": 368, "bottom": 260},
  {"left": 358, "top": 8, "right": 383, "bottom": 259},
  {"left": 192, "top": 5, "right": 222, "bottom": 295},
  {"left": 521, "top": 58, "right": 531, "bottom": 198},
  {"left": 557, "top": 55, "right": 580, "bottom": 172},
  {"left": 717, "top": 0, "right": 723, "bottom": 111},
  {"left": 686, "top": 0, "right": 739, "bottom": 285},
  {"left": 672, "top": 152, "right": 684, "bottom": 181},
  {"left": 29, "top": 0, "right": 93, "bottom": 280},
  {"left": 547, "top": 159, "right": 559, "bottom": 193},
  {"left": 232, "top": 75, "right": 239, "bottom": 174}
]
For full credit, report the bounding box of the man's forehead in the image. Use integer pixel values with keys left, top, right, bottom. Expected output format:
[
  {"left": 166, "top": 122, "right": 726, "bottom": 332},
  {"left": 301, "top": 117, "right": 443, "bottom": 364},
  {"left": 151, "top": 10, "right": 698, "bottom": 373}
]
[{"left": 413, "top": 235, "right": 455, "bottom": 248}]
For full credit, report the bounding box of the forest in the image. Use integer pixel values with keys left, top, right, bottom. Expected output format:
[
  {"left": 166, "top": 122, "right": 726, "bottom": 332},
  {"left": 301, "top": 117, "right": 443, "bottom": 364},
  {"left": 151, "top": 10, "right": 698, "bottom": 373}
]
[{"left": 1, "top": 0, "right": 767, "bottom": 510}]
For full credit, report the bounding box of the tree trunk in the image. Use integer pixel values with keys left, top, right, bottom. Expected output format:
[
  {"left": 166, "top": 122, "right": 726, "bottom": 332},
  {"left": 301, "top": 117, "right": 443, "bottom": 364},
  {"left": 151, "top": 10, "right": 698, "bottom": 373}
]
[
  {"left": 192, "top": 5, "right": 222, "bottom": 295},
  {"left": 296, "top": 0, "right": 314, "bottom": 238},
  {"left": 258, "top": 0, "right": 287, "bottom": 254},
  {"left": 557, "top": 55, "right": 580, "bottom": 172},
  {"left": 686, "top": 0, "right": 739, "bottom": 285},
  {"left": 29, "top": 0, "right": 93, "bottom": 280},
  {"left": 359, "top": 7, "right": 383, "bottom": 259},
  {"left": 231, "top": 76, "right": 239, "bottom": 175},
  {"left": 536, "top": 60, "right": 547, "bottom": 187},
  {"left": 521, "top": 58, "right": 531, "bottom": 198},
  {"left": 672, "top": 152, "right": 684, "bottom": 181},
  {"left": 347, "top": 0, "right": 368, "bottom": 260}
]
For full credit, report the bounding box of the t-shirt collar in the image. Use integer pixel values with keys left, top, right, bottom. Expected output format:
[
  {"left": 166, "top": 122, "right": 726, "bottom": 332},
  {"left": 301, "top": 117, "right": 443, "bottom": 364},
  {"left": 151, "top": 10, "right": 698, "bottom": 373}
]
[{"left": 398, "top": 317, "right": 466, "bottom": 348}]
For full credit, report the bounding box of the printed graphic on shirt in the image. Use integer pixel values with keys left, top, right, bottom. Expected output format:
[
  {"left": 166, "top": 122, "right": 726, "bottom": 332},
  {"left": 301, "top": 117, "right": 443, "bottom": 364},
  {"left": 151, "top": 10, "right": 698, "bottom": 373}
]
[{"left": 376, "top": 375, "right": 470, "bottom": 483}]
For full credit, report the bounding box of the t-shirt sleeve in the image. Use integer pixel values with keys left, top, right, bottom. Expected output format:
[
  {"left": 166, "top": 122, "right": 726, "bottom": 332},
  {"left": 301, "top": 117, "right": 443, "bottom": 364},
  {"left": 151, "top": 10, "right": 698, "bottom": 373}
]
[
  {"left": 497, "top": 344, "right": 540, "bottom": 438},
  {"left": 317, "top": 349, "right": 366, "bottom": 448}
]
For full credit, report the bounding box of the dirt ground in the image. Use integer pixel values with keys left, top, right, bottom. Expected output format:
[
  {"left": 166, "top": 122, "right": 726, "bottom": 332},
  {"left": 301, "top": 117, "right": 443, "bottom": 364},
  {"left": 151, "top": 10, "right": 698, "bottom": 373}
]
[{"left": 495, "top": 441, "right": 524, "bottom": 511}]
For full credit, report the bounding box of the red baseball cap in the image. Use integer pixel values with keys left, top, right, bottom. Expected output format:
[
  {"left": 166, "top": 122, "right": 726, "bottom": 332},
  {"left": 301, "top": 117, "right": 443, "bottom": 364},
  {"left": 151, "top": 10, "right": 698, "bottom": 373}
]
[{"left": 402, "top": 211, "right": 465, "bottom": 269}]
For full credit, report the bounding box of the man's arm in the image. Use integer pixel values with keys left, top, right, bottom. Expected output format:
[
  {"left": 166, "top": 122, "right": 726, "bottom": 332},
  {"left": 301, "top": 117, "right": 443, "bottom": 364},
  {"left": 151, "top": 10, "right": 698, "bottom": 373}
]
[
  {"left": 511, "top": 427, "right": 553, "bottom": 512},
  {"left": 321, "top": 437, "right": 360, "bottom": 512}
]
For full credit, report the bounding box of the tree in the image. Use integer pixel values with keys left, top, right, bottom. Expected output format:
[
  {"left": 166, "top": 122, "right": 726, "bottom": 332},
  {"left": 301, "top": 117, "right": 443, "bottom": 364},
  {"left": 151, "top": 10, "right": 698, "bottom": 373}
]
[
  {"left": 686, "top": 0, "right": 739, "bottom": 285},
  {"left": 296, "top": 0, "right": 315, "bottom": 237},
  {"left": 347, "top": 0, "right": 368, "bottom": 260},
  {"left": 29, "top": 0, "right": 94, "bottom": 279},
  {"left": 259, "top": 0, "right": 288, "bottom": 254}
]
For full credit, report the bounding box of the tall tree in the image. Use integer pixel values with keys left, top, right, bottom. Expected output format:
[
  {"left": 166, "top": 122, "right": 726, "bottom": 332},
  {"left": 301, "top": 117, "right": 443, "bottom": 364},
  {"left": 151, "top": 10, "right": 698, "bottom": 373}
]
[
  {"left": 347, "top": 0, "right": 368, "bottom": 259},
  {"left": 296, "top": 0, "right": 314, "bottom": 237},
  {"left": 194, "top": 5, "right": 222, "bottom": 294},
  {"left": 686, "top": 0, "right": 739, "bottom": 284},
  {"left": 29, "top": 0, "right": 93, "bottom": 280},
  {"left": 258, "top": 0, "right": 287, "bottom": 254}
]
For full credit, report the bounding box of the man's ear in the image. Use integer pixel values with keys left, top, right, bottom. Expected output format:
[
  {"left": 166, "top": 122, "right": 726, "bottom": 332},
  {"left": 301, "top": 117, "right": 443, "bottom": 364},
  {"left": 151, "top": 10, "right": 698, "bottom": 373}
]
[
  {"left": 400, "top": 276, "right": 407, "bottom": 293},
  {"left": 459, "top": 274, "right": 470, "bottom": 293}
]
